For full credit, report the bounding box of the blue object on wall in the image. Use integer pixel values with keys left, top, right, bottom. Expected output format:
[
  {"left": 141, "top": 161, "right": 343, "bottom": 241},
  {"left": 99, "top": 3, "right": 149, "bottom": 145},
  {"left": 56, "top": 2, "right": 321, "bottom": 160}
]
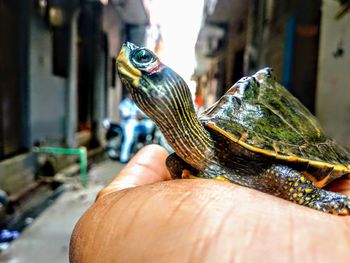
[{"left": 282, "top": 16, "right": 296, "bottom": 89}]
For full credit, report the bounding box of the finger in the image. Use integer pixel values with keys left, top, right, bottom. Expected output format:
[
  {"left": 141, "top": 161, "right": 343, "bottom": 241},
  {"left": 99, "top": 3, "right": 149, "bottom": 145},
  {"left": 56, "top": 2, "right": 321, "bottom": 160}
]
[{"left": 97, "top": 144, "right": 171, "bottom": 200}]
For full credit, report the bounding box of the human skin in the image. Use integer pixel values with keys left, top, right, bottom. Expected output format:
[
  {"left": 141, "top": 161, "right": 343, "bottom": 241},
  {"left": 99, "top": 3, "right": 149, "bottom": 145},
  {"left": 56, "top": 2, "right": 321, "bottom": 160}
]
[{"left": 69, "top": 145, "right": 350, "bottom": 263}]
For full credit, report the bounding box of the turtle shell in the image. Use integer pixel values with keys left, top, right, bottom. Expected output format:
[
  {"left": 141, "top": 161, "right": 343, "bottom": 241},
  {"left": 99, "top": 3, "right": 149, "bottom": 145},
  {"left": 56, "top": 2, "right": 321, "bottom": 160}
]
[{"left": 200, "top": 68, "right": 350, "bottom": 187}]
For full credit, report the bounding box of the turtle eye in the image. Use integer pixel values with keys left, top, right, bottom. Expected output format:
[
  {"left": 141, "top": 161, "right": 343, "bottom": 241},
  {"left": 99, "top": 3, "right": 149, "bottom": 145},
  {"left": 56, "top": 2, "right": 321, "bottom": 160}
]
[{"left": 131, "top": 49, "right": 156, "bottom": 68}]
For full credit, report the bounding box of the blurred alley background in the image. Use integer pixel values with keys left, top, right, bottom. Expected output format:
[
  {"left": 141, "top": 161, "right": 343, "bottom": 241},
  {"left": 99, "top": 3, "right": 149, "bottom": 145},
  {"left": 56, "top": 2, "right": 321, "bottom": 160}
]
[{"left": 0, "top": 0, "right": 349, "bottom": 260}]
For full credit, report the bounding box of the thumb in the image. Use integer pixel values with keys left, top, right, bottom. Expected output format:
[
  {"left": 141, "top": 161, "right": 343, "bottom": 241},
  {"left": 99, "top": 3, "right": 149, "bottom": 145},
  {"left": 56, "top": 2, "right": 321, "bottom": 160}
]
[{"left": 97, "top": 144, "right": 171, "bottom": 200}]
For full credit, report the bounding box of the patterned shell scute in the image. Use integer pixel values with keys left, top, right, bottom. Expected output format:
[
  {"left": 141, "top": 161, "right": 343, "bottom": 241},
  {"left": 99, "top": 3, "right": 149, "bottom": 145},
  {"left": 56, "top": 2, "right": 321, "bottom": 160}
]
[{"left": 199, "top": 68, "right": 350, "bottom": 168}]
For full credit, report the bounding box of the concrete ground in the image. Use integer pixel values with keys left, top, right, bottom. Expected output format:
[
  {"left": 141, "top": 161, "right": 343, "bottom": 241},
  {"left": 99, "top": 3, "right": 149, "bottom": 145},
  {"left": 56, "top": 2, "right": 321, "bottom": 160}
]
[{"left": 0, "top": 160, "right": 125, "bottom": 263}]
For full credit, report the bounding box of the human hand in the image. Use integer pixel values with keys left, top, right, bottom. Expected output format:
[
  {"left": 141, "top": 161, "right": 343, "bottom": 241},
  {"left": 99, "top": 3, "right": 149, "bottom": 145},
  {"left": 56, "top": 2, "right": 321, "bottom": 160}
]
[{"left": 69, "top": 145, "right": 350, "bottom": 263}]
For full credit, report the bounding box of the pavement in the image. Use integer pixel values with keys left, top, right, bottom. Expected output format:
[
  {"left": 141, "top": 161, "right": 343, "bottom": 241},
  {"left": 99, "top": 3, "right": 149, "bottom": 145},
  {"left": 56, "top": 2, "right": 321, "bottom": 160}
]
[{"left": 0, "top": 159, "right": 125, "bottom": 263}]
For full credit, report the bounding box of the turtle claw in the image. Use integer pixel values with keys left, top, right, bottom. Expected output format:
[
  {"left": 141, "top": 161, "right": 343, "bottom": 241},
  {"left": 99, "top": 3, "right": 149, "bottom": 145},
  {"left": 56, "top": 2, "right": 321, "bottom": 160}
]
[
  {"left": 333, "top": 199, "right": 350, "bottom": 215},
  {"left": 311, "top": 192, "right": 350, "bottom": 215}
]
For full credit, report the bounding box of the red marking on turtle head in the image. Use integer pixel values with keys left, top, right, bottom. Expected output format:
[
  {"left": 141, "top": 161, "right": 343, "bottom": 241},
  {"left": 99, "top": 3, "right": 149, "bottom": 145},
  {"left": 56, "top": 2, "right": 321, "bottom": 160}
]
[
  {"left": 146, "top": 61, "right": 164, "bottom": 74},
  {"left": 227, "top": 86, "right": 238, "bottom": 95}
]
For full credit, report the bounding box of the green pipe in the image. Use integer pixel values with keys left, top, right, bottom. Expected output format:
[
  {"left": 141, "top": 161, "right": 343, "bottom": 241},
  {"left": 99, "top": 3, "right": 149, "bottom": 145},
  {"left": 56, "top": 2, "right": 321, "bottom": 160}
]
[
  {"left": 79, "top": 148, "right": 88, "bottom": 187},
  {"left": 34, "top": 146, "right": 88, "bottom": 187}
]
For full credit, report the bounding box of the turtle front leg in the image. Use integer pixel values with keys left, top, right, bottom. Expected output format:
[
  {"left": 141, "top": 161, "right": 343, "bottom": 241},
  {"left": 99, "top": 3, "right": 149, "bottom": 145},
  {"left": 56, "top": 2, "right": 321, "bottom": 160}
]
[
  {"left": 165, "top": 153, "right": 199, "bottom": 179},
  {"left": 259, "top": 164, "right": 350, "bottom": 215}
]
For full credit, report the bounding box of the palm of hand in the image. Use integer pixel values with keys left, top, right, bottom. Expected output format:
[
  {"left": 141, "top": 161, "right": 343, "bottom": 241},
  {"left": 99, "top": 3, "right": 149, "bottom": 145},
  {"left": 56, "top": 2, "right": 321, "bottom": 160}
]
[{"left": 70, "top": 145, "right": 350, "bottom": 263}]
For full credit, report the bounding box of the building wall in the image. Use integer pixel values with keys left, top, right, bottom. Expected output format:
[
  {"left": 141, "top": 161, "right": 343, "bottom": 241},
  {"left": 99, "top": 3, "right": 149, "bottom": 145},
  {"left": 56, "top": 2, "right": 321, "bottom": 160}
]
[
  {"left": 263, "top": 1, "right": 290, "bottom": 82},
  {"left": 0, "top": 2, "right": 126, "bottom": 197},
  {"left": 0, "top": 6, "right": 72, "bottom": 193},
  {"left": 316, "top": 0, "right": 350, "bottom": 147},
  {"left": 245, "top": 0, "right": 321, "bottom": 113},
  {"left": 0, "top": 0, "right": 30, "bottom": 158},
  {"left": 244, "top": 0, "right": 290, "bottom": 81},
  {"left": 103, "top": 3, "right": 124, "bottom": 122},
  {"left": 29, "top": 14, "right": 66, "bottom": 146}
]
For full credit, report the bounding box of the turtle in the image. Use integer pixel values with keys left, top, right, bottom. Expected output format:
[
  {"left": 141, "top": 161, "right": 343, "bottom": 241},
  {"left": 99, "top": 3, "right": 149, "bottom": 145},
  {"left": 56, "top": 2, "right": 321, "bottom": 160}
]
[{"left": 116, "top": 42, "right": 350, "bottom": 215}]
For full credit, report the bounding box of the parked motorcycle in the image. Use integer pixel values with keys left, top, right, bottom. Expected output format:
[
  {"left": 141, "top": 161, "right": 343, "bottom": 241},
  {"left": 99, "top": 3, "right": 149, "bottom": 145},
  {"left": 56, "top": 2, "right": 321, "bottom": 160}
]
[
  {"left": 102, "top": 119, "right": 123, "bottom": 160},
  {"left": 102, "top": 119, "right": 161, "bottom": 161}
]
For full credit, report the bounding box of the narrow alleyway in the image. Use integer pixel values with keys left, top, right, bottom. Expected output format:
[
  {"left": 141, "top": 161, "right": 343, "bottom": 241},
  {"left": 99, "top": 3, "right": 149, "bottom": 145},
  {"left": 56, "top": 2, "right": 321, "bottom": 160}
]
[{"left": 0, "top": 160, "right": 124, "bottom": 263}]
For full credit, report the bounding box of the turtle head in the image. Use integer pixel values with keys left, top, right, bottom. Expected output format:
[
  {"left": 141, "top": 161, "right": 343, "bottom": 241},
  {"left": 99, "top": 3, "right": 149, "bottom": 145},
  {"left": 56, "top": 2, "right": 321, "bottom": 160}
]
[
  {"left": 116, "top": 42, "right": 195, "bottom": 129},
  {"left": 117, "top": 42, "right": 214, "bottom": 167}
]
